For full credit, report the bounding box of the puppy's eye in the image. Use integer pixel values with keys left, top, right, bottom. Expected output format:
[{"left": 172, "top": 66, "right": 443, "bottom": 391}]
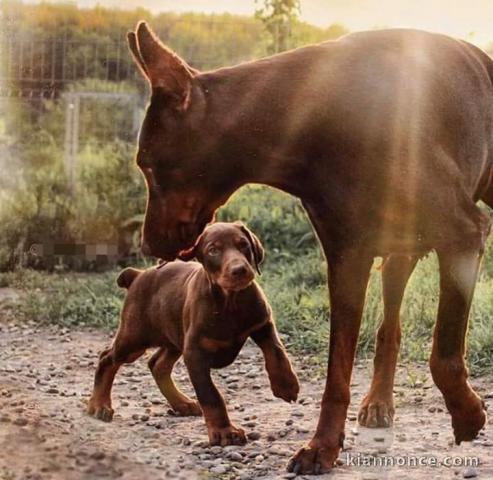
[{"left": 208, "top": 246, "right": 220, "bottom": 256}]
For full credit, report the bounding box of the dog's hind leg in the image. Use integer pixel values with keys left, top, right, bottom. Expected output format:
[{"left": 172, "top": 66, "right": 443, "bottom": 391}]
[
  {"left": 88, "top": 337, "right": 145, "bottom": 422},
  {"left": 431, "top": 244, "right": 487, "bottom": 444},
  {"left": 358, "top": 254, "right": 418, "bottom": 428},
  {"left": 148, "top": 347, "right": 202, "bottom": 416}
]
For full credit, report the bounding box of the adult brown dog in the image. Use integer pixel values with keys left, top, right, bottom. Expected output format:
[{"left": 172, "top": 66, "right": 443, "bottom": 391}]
[
  {"left": 88, "top": 222, "right": 299, "bottom": 446},
  {"left": 126, "top": 23, "right": 493, "bottom": 473}
]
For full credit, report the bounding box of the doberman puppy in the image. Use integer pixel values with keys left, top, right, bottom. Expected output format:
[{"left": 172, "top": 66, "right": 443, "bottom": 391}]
[{"left": 87, "top": 222, "right": 299, "bottom": 446}]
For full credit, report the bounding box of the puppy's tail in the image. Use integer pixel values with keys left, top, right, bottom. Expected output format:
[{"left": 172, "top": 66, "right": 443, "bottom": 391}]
[{"left": 116, "top": 267, "right": 142, "bottom": 289}]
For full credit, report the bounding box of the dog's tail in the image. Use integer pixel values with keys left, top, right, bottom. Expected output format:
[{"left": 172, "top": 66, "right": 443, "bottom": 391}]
[{"left": 116, "top": 267, "right": 142, "bottom": 289}]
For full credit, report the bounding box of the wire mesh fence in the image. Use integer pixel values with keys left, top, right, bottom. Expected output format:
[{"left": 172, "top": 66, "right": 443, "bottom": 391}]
[{"left": 0, "top": 16, "right": 263, "bottom": 268}]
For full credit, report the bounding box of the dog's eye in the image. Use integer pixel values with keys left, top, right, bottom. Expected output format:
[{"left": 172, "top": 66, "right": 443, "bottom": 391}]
[{"left": 208, "top": 246, "right": 220, "bottom": 256}]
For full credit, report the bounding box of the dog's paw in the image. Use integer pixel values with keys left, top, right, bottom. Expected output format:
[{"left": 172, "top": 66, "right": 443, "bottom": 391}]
[
  {"left": 450, "top": 395, "right": 486, "bottom": 444},
  {"left": 287, "top": 438, "right": 339, "bottom": 475},
  {"left": 207, "top": 423, "right": 246, "bottom": 447},
  {"left": 170, "top": 400, "right": 202, "bottom": 417},
  {"left": 270, "top": 371, "right": 300, "bottom": 403},
  {"left": 358, "top": 395, "right": 394, "bottom": 428},
  {"left": 87, "top": 398, "right": 114, "bottom": 422}
]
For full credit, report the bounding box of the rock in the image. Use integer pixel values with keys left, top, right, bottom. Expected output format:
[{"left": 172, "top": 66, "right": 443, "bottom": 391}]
[
  {"left": 90, "top": 451, "right": 105, "bottom": 460},
  {"left": 210, "top": 465, "right": 228, "bottom": 475},
  {"left": 239, "top": 473, "right": 253, "bottom": 480},
  {"left": 228, "top": 452, "right": 243, "bottom": 462},
  {"left": 13, "top": 417, "right": 28, "bottom": 426},
  {"left": 463, "top": 467, "right": 478, "bottom": 478},
  {"left": 247, "top": 431, "right": 261, "bottom": 441}
]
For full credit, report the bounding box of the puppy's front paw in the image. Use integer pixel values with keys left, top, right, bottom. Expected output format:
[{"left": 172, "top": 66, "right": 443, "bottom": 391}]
[
  {"left": 87, "top": 398, "right": 114, "bottom": 422},
  {"left": 207, "top": 423, "right": 246, "bottom": 447},
  {"left": 270, "top": 370, "right": 300, "bottom": 403}
]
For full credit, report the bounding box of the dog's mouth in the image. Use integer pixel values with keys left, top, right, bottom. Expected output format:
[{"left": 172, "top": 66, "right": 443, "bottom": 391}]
[{"left": 218, "top": 274, "right": 255, "bottom": 292}]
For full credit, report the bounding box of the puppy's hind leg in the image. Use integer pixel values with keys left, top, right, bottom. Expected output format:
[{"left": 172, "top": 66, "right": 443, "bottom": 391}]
[
  {"left": 88, "top": 337, "right": 145, "bottom": 422},
  {"left": 149, "top": 347, "right": 202, "bottom": 416}
]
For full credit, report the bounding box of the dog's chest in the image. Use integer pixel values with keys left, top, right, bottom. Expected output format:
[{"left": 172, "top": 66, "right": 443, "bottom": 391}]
[{"left": 198, "top": 299, "right": 268, "bottom": 367}]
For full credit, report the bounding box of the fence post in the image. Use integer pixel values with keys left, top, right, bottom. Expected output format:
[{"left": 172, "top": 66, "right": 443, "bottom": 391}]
[{"left": 63, "top": 92, "right": 79, "bottom": 193}]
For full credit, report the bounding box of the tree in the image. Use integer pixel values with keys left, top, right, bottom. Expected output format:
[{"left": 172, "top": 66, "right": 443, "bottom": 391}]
[{"left": 255, "top": 0, "right": 300, "bottom": 54}]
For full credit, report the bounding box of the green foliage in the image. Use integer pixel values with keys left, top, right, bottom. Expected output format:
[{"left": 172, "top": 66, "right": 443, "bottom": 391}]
[
  {"left": 4, "top": 187, "right": 493, "bottom": 374},
  {"left": 255, "top": 0, "right": 301, "bottom": 53},
  {"left": 1, "top": 3, "right": 491, "bottom": 374},
  {"left": 0, "top": 269, "right": 123, "bottom": 328}
]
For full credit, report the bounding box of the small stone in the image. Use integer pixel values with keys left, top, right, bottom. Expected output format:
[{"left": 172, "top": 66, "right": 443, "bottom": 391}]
[
  {"left": 210, "top": 465, "right": 228, "bottom": 475},
  {"left": 228, "top": 452, "right": 243, "bottom": 462},
  {"left": 428, "top": 406, "right": 436, "bottom": 413},
  {"left": 463, "top": 467, "right": 478, "bottom": 478},
  {"left": 46, "top": 387, "right": 59, "bottom": 394},
  {"left": 247, "top": 431, "right": 261, "bottom": 441},
  {"left": 90, "top": 451, "right": 105, "bottom": 460},
  {"left": 13, "top": 417, "right": 28, "bottom": 426}
]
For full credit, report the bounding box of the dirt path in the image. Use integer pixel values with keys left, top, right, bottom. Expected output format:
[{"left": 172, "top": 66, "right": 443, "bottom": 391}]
[{"left": 0, "top": 317, "right": 492, "bottom": 480}]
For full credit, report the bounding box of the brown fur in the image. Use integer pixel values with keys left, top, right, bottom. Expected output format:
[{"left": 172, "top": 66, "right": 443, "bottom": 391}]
[
  {"left": 88, "top": 223, "right": 299, "bottom": 446},
  {"left": 127, "top": 23, "right": 493, "bottom": 473}
]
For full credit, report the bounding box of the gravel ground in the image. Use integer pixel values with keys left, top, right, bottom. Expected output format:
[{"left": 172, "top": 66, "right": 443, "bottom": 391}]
[{"left": 0, "top": 307, "right": 492, "bottom": 479}]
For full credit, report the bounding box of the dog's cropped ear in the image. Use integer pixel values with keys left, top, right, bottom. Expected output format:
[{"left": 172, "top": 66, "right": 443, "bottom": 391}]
[
  {"left": 236, "top": 222, "right": 265, "bottom": 274},
  {"left": 128, "top": 22, "right": 195, "bottom": 110}
]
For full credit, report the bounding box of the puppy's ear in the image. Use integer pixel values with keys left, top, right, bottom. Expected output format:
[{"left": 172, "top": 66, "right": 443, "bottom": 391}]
[
  {"left": 177, "top": 234, "right": 204, "bottom": 262},
  {"left": 177, "top": 244, "right": 198, "bottom": 262},
  {"left": 236, "top": 222, "right": 265, "bottom": 274}
]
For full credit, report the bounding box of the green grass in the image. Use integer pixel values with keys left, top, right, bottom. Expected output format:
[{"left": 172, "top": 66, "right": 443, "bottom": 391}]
[
  {"left": 2, "top": 244, "right": 493, "bottom": 375},
  {"left": 1, "top": 185, "right": 492, "bottom": 374}
]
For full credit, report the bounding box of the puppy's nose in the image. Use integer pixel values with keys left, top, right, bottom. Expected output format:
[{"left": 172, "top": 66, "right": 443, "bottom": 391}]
[{"left": 231, "top": 264, "right": 248, "bottom": 278}]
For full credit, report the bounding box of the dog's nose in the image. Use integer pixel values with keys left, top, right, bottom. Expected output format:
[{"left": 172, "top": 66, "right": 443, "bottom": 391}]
[{"left": 231, "top": 264, "right": 248, "bottom": 278}]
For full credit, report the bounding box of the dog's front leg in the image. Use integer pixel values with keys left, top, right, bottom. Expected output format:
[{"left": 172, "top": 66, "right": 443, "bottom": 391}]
[
  {"left": 184, "top": 348, "right": 246, "bottom": 447},
  {"left": 251, "top": 322, "right": 299, "bottom": 403}
]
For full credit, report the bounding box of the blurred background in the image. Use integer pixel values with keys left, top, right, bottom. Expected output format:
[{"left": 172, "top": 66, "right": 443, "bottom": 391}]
[{"left": 0, "top": 0, "right": 492, "bottom": 372}]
